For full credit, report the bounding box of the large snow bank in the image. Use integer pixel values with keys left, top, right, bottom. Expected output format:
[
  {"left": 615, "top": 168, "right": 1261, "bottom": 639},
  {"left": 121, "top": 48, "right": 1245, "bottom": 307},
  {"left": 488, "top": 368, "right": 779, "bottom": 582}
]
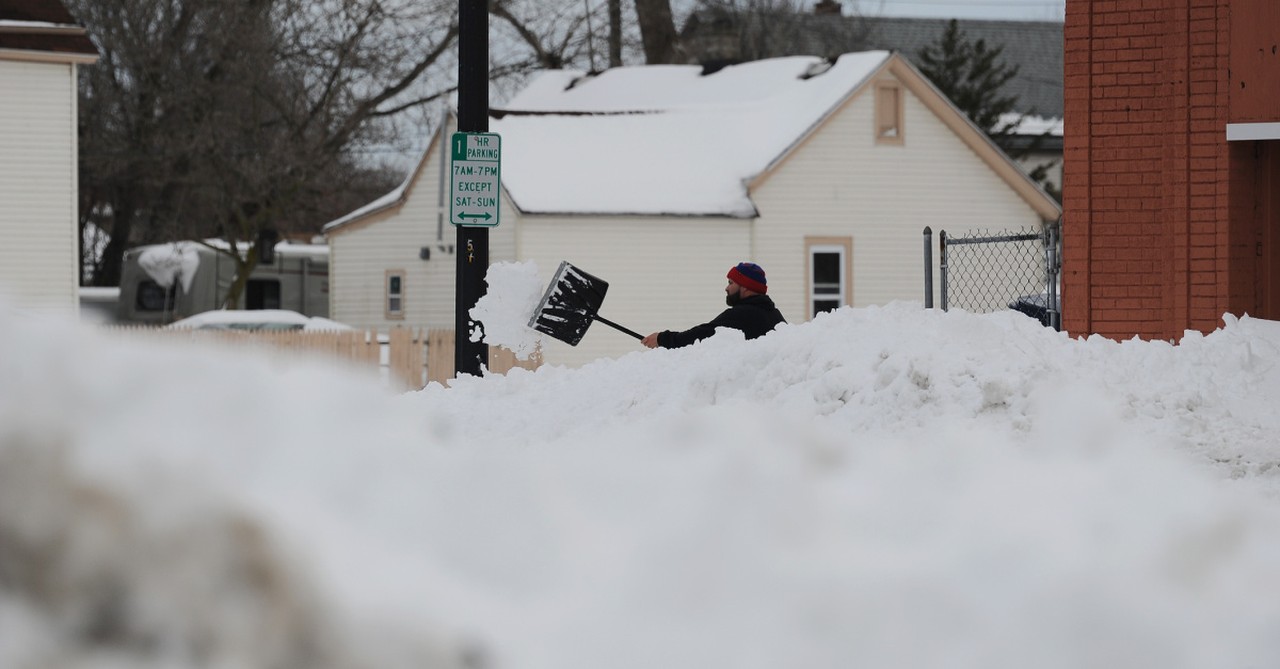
[{"left": 3, "top": 300, "right": 1280, "bottom": 668}]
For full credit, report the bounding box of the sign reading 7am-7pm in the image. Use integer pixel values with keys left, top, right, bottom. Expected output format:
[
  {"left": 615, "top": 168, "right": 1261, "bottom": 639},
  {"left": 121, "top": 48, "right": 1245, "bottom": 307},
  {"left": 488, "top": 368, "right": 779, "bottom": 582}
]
[{"left": 449, "top": 132, "right": 501, "bottom": 227}]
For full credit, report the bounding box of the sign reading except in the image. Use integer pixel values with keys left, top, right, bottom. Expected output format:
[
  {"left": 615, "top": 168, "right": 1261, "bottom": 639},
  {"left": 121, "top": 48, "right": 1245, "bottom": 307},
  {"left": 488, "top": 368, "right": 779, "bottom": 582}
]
[{"left": 449, "top": 132, "right": 501, "bottom": 227}]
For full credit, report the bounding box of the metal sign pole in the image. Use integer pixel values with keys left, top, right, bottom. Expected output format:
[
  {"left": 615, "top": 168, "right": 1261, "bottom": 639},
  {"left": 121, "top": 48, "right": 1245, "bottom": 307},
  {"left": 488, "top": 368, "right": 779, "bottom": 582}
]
[{"left": 455, "top": 0, "right": 489, "bottom": 377}]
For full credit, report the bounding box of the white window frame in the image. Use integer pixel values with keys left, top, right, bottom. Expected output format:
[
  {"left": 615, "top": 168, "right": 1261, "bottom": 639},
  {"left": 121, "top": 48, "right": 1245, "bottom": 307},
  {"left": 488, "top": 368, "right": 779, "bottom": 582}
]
[
  {"left": 385, "top": 269, "right": 405, "bottom": 320},
  {"left": 805, "top": 237, "right": 852, "bottom": 320}
]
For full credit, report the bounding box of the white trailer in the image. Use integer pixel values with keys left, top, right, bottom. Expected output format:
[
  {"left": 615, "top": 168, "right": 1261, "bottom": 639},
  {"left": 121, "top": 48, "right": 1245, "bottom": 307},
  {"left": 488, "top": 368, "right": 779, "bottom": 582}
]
[{"left": 116, "top": 241, "right": 330, "bottom": 325}]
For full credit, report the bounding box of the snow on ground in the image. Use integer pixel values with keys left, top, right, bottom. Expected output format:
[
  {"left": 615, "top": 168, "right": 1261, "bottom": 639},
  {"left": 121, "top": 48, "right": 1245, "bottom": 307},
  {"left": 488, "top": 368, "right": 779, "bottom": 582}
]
[{"left": 4, "top": 294, "right": 1280, "bottom": 668}]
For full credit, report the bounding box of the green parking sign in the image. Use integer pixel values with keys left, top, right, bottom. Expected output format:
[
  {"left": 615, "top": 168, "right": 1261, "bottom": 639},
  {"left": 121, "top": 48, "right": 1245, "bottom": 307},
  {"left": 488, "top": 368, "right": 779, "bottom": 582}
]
[{"left": 449, "top": 132, "right": 501, "bottom": 227}]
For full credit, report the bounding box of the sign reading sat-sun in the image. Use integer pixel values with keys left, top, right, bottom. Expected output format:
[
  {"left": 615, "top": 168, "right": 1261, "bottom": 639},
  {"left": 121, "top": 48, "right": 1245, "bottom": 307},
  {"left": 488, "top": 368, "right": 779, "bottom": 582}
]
[{"left": 449, "top": 132, "right": 501, "bottom": 227}]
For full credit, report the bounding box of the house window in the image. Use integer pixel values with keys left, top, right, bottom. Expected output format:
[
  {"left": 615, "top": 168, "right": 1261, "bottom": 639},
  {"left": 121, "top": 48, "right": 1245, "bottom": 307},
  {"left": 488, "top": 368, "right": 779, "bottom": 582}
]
[
  {"left": 806, "top": 237, "right": 852, "bottom": 319},
  {"left": 386, "top": 270, "right": 405, "bottom": 319},
  {"left": 875, "top": 82, "right": 904, "bottom": 145}
]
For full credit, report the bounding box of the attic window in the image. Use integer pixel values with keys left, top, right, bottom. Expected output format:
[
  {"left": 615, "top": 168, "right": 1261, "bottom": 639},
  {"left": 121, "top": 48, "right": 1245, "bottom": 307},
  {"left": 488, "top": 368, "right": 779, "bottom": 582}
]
[{"left": 875, "top": 82, "right": 904, "bottom": 145}]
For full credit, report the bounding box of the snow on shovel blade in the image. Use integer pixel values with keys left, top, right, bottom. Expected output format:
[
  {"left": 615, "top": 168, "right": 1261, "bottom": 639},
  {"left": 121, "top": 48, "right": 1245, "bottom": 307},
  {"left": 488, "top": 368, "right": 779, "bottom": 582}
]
[{"left": 528, "top": 261, "right": 609, "bottom": 346}]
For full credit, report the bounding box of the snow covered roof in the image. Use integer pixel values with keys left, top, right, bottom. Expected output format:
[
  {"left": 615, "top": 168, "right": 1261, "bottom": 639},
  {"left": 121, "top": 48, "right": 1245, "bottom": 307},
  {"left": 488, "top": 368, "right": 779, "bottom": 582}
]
[
  {"left": 491, "top": 51, "right": 891, "bottom": 217},
  {"left": 164, "top": 309, "right": 352, "bottom": 332},
  {"left": 325, "top": 48, "right": 1058, "bottom": 230},
  {"left": 0, "top": 18, "right": 76, "bottom": 28}
]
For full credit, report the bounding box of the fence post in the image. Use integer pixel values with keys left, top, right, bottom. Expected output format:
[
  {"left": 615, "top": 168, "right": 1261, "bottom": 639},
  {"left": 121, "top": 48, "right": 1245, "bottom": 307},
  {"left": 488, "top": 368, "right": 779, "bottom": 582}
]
[
  {"left": 923, "top": 226, "right": 934, "bottom": 309},
  {"left": 1046, "top": 220, "right": 1062, "bottom": 331},
  {"left": 427, "top": 329, "right": 456, "bottom": 384},
  {"left": 938, "top": 230, "right": 949, "bottom": 311}
]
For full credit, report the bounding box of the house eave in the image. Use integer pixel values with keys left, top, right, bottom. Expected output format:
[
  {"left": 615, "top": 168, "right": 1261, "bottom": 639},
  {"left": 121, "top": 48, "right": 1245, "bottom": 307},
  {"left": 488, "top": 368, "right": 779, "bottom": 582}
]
[
  {"left": 749, "top": 52, "right": 892, "bottom": 190},
  {"left": 0, "top": 21, "right": 85, "bottom": 35},
  {"left": 0, "top": 45, "right": 97, "bottom": 64},
  {"left": 321, "top": 200, "right": 405, "bottom": 237},
  {"left": 324, "top": 123, "right": 448, "bottom": 237}
]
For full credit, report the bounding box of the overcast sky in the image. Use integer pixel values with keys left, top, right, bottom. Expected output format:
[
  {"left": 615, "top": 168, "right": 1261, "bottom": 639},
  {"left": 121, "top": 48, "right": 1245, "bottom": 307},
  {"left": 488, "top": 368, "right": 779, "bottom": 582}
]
[
  {"left": 862, "top": 0, "right": 1065, "bottom": 21},
  {"left": 673, "top": 0, "right": 1066, "bottom": 22}
]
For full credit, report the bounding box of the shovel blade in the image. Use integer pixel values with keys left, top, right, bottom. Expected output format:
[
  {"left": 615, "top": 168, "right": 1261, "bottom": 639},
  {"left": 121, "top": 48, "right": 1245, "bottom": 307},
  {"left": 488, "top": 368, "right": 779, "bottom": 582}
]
[{"left": 528, "top": 261, "right": 609, "bottom": 346}]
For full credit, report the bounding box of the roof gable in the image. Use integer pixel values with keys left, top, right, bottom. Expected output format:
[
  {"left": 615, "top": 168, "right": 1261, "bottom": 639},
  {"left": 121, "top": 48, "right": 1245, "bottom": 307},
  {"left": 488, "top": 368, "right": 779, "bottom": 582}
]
[
  {"left": 748, "top": 54, "right": 1060, "bottom": 220},
  {"left": 323, "top": 126, "right": 442, "bottom": 235}
]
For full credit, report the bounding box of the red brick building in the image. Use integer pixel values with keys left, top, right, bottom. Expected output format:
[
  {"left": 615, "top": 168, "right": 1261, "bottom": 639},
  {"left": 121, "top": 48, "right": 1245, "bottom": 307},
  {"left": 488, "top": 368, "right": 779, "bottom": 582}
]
[{"left": 1063, "top": 0, "right": 1280, "bottom": 339}]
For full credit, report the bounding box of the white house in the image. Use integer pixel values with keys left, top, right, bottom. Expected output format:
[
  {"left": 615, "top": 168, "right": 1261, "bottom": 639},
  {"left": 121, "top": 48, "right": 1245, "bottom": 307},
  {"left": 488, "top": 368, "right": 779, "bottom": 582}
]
[
  {"left": 324, "top": 51, "right": 1061, "bottom": 369},
  {"left": 0, "top": 0, "right": 97, "bottom": 315}
]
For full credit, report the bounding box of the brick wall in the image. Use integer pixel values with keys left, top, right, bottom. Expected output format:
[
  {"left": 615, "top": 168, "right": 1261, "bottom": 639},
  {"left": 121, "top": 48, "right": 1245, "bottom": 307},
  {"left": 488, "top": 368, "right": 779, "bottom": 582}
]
[
  {"left": 1063, "top": 0, "right": 1231, "bottom": 340},
  {"left": 1228, "top": 0, "right": 1280, "bottom": 123}
]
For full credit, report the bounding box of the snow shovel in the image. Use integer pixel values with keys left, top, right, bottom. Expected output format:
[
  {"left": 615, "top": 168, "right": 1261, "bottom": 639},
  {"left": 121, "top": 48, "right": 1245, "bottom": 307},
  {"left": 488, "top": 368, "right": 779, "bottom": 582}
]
[{"left": 528, "top": 261, "right": 644, "bottom": 346}]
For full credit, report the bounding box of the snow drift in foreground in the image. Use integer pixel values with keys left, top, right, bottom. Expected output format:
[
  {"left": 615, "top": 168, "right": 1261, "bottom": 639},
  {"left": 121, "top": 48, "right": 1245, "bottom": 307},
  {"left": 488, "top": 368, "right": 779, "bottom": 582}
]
[{"left": 3, "top": 302, "right": 1280, "bottom": 668}]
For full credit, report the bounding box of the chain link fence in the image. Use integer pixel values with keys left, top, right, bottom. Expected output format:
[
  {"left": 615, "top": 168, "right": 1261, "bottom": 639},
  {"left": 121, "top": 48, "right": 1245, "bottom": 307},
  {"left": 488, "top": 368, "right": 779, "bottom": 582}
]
[{"left": 922, "top": 222, "right": 1060, "bottom": 330}]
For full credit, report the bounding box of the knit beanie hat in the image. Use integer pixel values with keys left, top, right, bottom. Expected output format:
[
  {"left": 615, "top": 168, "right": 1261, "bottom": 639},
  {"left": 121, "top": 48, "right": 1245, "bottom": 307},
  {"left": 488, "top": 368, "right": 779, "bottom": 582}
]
[{"left": 727, "top": 262, "right": 767, "bottom": 294}]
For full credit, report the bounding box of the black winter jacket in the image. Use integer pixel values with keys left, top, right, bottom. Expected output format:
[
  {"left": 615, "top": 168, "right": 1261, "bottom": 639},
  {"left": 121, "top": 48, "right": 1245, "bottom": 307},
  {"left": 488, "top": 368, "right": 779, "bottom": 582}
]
[{"left": 655, "top": 295, "right": 786, "bottom": 349}]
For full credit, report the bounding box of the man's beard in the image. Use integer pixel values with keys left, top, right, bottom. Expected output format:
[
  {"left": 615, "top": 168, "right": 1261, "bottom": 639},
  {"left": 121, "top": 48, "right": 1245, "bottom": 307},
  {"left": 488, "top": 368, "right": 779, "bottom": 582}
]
[{"left": 726, "top": 291, "right": 741, "bottom": 307}]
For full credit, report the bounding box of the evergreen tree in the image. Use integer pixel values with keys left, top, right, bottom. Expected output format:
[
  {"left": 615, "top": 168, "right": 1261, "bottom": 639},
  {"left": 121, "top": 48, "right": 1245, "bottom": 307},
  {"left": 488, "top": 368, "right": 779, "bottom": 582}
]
[
  {"left": 916, "top": 20, "right": 1059, "bottom": 202},
  {"left": 915, "top": 19, "right": 1020, "bottom": 143}
]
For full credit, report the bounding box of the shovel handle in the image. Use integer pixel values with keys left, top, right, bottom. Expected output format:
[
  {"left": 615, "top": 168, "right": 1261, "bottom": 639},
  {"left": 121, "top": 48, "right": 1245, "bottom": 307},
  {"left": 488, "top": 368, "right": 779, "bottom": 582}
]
[{"left": 593, "top": 314, "right": 644, "bottom": 341}]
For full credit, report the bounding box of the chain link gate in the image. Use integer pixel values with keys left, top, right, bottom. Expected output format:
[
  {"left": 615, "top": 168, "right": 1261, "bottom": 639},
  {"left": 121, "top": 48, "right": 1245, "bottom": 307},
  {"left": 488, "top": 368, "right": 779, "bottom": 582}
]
[{"left": 922, "top": 222, "right": 1060, "bottom": 330}]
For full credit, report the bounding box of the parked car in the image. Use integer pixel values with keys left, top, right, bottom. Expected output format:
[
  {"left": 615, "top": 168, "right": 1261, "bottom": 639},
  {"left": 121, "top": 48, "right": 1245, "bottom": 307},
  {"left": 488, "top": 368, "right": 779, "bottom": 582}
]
[{"left": 165, "top": 309, "right": 352, "bottom": 332}]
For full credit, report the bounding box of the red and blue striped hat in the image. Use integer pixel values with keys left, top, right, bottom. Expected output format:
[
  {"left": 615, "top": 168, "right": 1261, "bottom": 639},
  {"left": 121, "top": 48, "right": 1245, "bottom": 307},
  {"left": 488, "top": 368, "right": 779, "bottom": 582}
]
[{"left": 727, "top": 262, "right": 767, "bottom": 294}]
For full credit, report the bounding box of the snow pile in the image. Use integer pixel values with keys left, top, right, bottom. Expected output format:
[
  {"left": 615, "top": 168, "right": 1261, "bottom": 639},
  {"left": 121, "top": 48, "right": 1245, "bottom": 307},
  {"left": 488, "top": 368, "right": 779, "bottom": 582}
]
[
  {"left": 3, "top": 301, "right": 1280, "bottom": 668},
  {"left": 136, "top": 242, "right": 201, "bottom": 293},
  {"left": 469, "top": 260, "right": 545, "bottom": 359}
]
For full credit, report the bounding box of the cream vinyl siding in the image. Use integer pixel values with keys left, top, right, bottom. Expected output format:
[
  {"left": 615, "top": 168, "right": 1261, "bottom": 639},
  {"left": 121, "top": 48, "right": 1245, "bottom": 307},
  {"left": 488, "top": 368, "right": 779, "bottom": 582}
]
[
  {"left": 751, "top": 73, "right": 1045, "bottom": 323},
  {"left": 0, "top": 59, "right": 79, "bottom": 314},
  {"left": 328, "top": 134, "right": 517, "bottom": 332},
  {"left": 519, "top": 215, "right": 751, "bottom": 368}
]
